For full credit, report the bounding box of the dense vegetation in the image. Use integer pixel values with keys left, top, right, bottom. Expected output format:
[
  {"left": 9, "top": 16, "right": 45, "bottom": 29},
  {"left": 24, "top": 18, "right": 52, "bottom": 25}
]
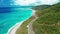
[{"left": 32, "top": 3, "right": 60, "bottom": 34}]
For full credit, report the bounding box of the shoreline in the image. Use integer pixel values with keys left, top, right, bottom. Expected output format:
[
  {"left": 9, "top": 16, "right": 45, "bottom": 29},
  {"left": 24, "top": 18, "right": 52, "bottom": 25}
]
[
  {"left": 7, "top": 20, "right": 24, "bottom": 34},
  {"left": 7, "top": 9, "right": 35, "bottom": 34},
  {"left": 7, "top": 17, "right": 31, "bottom": 34}
]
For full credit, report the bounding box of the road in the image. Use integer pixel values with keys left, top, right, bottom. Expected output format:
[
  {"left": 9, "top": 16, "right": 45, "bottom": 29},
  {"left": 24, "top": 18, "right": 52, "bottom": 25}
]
[{"left": 27, "top": 10, "right": 38, "bottom": 34}]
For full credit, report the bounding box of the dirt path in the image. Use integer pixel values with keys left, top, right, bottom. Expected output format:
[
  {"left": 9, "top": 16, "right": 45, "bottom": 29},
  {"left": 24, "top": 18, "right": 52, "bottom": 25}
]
[{"left": 27, "top": 10, "right": 38, "bottom": 34}]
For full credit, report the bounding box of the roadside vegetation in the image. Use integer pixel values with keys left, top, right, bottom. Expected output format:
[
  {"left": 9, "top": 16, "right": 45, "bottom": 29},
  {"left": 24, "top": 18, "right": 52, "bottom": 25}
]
[
  {"left": 32, "top": 3, "right": 60, "bottom": 34},
  {"left": 16, "top": 16, "right": 35, "bottom": 34}
]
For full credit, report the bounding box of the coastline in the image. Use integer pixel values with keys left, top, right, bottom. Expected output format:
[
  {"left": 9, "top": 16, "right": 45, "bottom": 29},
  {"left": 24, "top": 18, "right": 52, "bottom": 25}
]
[
  {"left": 7, "top": 20, "right": 24, "bottom": 34},
  {"left": 7, "top": 9, "right": 35, "bottom": 34},
  {"left": 7, "top": 16, "right": 31, "bottom": 34}
]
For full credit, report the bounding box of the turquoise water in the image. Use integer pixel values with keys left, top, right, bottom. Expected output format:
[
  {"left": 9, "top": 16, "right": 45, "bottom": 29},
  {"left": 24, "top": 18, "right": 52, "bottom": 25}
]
[{"left": 0, "top": 7, "right": 32, "bottom": 34}]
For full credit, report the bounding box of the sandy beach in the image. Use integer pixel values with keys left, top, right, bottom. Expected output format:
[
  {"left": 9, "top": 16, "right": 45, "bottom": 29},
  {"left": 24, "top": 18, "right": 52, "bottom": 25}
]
[
  {"left": 7, "top": 9, "right": 35, "bottom": 34},
  {"left": 7, "top": 20, "right": 25, "bottom": 34},
  {"left": 7, "top": 16, "right": 31, "bottom": 34}
]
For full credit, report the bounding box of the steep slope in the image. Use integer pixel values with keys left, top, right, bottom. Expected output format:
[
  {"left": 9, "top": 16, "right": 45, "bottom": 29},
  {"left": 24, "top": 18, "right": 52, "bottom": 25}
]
[{"left": 32, "top": 3, "right": 60, "bottom": 34}]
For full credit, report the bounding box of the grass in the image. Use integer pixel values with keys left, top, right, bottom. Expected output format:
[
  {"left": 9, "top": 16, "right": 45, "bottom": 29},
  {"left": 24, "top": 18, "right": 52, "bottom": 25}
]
[
  {"left": 32, "top": 3, "right": 60, "bottom": 34},
  {"left": 16, "top": 16, "right": 35, "bottom": 34}
]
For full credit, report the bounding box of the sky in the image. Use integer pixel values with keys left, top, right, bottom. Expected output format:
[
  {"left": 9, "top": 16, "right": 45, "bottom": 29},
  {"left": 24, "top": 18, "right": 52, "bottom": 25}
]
[
  {"left": 0, "top": 0, "right": 60, "bottom": 6},
  {"left": 14, "top": 0, "right": 60, "bottom": 6}
]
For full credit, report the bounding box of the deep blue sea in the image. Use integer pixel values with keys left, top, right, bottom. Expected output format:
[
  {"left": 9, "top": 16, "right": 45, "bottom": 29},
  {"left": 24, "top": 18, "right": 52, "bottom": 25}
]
[{"left": 0, "top": 7, "right": 32, "bottom": 34}]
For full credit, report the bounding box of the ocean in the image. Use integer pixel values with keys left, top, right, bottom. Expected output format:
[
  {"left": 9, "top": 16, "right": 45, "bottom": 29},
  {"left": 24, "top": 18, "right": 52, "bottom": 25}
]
[{"left": 0, "top": 7, "right": 32, "bottom": 34}]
